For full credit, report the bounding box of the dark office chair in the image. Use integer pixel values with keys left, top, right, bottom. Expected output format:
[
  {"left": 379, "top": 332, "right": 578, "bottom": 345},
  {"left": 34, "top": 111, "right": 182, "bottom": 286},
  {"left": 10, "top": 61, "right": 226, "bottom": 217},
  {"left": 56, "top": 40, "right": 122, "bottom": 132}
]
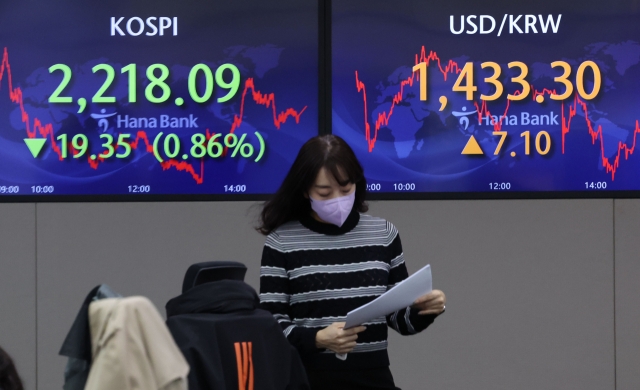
[
  {"left": 181, "top": 261, "right": 247, "bottom": 293},
  {"left": 167, "top": 261, "right": 309, "bottom": 390}
]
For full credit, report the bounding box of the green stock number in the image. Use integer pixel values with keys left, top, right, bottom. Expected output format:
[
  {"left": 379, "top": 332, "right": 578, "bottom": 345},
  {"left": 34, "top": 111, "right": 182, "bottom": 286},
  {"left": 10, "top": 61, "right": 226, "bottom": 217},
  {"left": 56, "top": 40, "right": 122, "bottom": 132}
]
[{"left": 48, "top": 63, "right": 241, "bottom": 106}]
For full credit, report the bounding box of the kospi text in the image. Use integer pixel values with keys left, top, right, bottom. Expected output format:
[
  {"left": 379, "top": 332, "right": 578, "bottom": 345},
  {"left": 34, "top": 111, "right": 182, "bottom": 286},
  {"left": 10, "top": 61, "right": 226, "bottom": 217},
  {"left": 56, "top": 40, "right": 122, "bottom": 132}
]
[{"left": 110, "top": 17, "right": 178, "bottom": 36}]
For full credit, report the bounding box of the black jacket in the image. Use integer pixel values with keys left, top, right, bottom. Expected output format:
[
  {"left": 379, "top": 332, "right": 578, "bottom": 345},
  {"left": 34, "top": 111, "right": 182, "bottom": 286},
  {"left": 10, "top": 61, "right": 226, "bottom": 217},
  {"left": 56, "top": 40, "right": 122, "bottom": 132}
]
[
  {"left": 59, "top": 284, "right": 121, "bottom": 390},
  {"left": 166, "top": 280, "right": 309, "bottom": 390}
]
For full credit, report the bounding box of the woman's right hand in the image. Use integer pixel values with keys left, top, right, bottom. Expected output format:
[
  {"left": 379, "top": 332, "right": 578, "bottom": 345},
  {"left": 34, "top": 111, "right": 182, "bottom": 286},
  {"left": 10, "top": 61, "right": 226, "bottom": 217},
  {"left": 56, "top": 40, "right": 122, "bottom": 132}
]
[{"left": 315, "top": 322, "right": 367, "bottom": 354}]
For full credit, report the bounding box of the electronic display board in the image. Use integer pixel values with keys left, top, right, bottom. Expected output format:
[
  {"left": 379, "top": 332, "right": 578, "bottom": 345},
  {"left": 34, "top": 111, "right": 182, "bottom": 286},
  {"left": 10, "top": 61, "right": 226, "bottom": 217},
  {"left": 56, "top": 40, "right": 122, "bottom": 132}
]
[
  {"left": 332, "top": 0, "right": 640, "bottom": 197},
  {"left": 0, "top": 0, "right": 318, "bottom": 199}
]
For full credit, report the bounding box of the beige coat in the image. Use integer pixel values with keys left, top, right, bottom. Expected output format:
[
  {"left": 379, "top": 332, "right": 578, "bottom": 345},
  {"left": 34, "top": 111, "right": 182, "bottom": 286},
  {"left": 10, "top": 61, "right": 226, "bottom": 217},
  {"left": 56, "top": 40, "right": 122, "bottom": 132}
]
[{"left": 85, "top": 296, "right": 189, "bottom": 390}]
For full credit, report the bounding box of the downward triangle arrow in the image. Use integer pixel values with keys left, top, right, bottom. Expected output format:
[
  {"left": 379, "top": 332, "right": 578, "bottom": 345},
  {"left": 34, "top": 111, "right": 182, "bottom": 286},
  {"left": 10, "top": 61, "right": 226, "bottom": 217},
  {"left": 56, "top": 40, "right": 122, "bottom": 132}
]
[{"left": 24, "top": 138, "right": 47, "bottom": 158}]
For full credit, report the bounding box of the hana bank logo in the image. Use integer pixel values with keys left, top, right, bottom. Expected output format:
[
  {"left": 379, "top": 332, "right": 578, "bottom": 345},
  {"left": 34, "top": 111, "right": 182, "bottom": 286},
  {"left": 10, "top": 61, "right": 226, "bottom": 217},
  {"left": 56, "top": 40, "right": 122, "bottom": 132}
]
[
  {"left": 452, "top": 106, "right": 477, "bottom": 134},
  {"left": 90, "top": 109, "right": 117, "bottom": 132},
  {"left": 234, "top": 342, "right": 254, "bottom": 390}
]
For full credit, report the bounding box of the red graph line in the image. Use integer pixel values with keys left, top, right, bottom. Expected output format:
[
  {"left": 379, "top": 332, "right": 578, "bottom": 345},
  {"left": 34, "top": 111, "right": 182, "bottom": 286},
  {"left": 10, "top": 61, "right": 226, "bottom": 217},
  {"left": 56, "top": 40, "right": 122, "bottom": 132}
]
[
  {"left": 0, "top": 47, "right": 307, "bottom": 184},
  {"left": 561, "top": 95, "right": 640, "bottom": 180},
  {"left": 0, "top": 49, "right": 64, "bottom": 158},
  {"left": 355, "top": 46, "right": 462, "bottom": 152},
  {"left": 355, "top": 45, "right": 640, "bottom": 180}
]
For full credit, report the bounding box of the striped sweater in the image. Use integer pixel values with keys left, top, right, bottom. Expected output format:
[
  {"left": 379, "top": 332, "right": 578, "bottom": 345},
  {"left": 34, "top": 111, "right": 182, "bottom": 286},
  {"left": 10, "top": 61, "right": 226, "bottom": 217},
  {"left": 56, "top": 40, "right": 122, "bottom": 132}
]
[{"left": 259, "top": 209, "right": 439, "bottom": 370}]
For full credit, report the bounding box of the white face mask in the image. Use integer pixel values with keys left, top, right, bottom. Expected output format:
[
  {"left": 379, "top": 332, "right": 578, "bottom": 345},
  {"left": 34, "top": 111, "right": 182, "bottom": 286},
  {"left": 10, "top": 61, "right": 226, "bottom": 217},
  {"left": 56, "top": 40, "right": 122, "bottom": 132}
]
[{"left": 310, "top": 191, "right": 355, "bottom": 227}]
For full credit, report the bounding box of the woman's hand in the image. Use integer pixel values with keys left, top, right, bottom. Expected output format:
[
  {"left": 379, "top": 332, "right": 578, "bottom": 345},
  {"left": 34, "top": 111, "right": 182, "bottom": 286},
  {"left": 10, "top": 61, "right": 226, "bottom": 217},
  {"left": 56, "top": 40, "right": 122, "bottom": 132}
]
[
  {"left": 315, "top": 322, "right": 367, "bottom": 354},
  {"left": 412, "top": 289, "right": 446, "bottom": 315}
]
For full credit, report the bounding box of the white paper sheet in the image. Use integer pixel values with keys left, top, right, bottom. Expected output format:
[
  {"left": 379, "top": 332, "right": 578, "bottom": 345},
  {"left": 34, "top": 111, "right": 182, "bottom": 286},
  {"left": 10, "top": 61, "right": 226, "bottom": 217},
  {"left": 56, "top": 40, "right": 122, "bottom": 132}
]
[{"left": 344, "top": 264, "right": 432, "bottom": 329}]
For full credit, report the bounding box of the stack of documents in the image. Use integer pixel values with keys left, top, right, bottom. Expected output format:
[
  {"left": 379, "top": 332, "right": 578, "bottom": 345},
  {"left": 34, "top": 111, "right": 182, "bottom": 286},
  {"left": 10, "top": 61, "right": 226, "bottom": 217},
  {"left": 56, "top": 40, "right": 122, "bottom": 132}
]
[{"left": 337, "top": 264, "right": 433, "bottom": 360}]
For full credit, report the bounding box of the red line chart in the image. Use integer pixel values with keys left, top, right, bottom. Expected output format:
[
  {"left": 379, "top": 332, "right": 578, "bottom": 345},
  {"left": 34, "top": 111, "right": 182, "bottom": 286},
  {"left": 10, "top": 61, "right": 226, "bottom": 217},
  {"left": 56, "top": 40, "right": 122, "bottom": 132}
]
[
  {"left": 355, "top": 45, "right": 640, "bottom": 180},
  {"left": 0, "top": 47, "right": 307, "bottom": 184}
]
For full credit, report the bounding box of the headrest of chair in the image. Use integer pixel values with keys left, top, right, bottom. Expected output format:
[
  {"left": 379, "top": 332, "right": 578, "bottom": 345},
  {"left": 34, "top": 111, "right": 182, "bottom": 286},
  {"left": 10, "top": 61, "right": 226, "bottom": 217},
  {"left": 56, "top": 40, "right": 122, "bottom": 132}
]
[{"left": 182, "top": 261, "right": 248, "bottom": 293}]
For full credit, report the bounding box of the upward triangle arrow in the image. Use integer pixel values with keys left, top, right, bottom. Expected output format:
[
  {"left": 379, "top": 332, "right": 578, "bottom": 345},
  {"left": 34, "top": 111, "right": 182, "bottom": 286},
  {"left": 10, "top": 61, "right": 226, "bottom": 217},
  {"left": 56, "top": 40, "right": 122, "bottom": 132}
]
[{"left": 461, "top": 135, "right": 484, "bottom": 155}]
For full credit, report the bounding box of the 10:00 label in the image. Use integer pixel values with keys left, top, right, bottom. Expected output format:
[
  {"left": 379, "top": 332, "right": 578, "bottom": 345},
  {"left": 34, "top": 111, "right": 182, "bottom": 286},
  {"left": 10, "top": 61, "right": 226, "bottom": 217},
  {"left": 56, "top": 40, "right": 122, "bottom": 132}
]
[
  {"left": 394, "top": 183, "right": 416, "bottom": 191},
  {"left": 31, "top": 186, "right": 54, "bottom": 193}
]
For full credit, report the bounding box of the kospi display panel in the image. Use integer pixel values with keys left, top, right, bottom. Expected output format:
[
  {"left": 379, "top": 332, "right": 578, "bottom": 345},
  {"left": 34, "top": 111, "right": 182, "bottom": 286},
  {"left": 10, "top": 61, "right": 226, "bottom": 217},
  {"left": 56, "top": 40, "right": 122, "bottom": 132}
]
[
  {"left": 0, "top": 0, "right": 317, "bottom": 199},
  {"left": 332, "top": 0, "right": 640, "bottom": 197}
]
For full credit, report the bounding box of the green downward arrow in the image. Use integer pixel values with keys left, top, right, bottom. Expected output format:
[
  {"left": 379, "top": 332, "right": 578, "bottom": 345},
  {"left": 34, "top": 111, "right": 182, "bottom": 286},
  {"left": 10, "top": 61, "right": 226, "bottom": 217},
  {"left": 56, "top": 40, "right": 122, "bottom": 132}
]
[{"left": 24, "top": 138, "right": 47, "bottom": 158}]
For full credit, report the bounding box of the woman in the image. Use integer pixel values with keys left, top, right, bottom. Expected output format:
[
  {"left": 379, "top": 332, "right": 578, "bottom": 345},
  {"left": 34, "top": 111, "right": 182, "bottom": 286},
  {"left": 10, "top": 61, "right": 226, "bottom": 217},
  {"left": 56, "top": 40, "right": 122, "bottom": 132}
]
[
  {"left": 0, "top": 346, "right": 24, "bottom": 390},
  {"left": 258, "top": 135, "right": 445, "bottom": 389}
]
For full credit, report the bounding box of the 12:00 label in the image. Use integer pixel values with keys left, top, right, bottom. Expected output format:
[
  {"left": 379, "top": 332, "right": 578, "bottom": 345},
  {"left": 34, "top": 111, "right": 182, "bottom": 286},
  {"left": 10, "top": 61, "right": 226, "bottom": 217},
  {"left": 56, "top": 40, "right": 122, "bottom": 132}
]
[
  {"left": 128, "top": 185, "right": 150, "bottom": 193},
  {"left": 489, "top": 182, "right": 511, "bottom": 190}
]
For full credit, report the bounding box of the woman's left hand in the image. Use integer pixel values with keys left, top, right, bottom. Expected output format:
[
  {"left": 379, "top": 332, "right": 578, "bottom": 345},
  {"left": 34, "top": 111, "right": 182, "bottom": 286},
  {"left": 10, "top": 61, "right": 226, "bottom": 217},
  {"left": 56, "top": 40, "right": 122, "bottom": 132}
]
[{"left": 412, "top": 289, "right": 446, "bottom": 315}]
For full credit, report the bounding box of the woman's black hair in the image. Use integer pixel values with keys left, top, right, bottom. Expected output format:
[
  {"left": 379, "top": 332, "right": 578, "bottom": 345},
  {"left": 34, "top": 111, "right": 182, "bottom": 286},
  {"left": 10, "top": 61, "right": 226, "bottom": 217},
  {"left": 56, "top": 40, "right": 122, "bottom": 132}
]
[
  {"left": 257, "top": 134, "right": 368, "bottom": 235},
  {"left": 0, "top": 346, "right": 24, "bottom": 390}
]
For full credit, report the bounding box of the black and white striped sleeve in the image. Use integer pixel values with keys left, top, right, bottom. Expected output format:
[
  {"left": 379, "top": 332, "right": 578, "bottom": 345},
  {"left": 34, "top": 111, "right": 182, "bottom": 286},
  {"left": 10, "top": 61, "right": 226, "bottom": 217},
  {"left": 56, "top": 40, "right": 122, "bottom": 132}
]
[
  {"left": 384, "top": 223, "right": 439, "bottom": 335},
  {"left": 259, "top": 235, "right": 320, "bottom": 355}
]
